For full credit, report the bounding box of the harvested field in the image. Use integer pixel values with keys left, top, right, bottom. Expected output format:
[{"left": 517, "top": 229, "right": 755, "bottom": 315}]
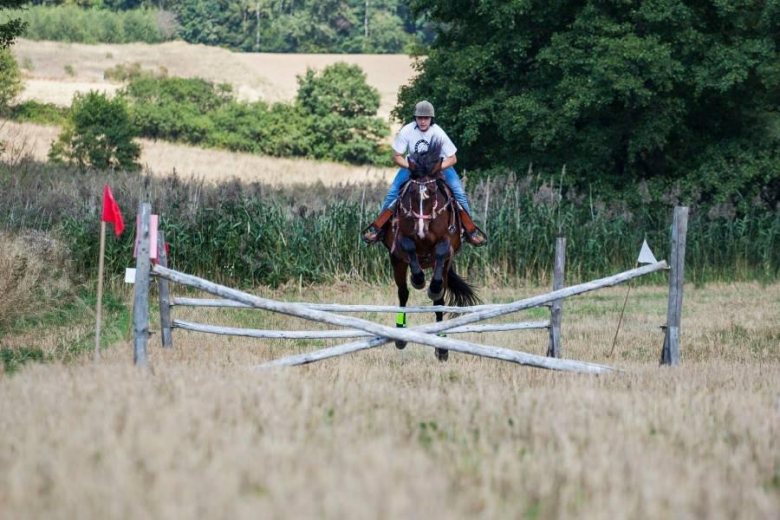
[
  {"left": 12, "top": 39, "right": 417, "bottom": 119},
  {"left": 0, "top": 120, "right": 395, "bottom": 186},
  {"left": 1, "top": 280, "right": 778, "bottom": 519}
]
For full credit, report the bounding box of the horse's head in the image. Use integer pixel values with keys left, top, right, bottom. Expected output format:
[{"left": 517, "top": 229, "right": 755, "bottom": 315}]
[{"left": 408, "top": 139, "right": 444, "bottom": 180}]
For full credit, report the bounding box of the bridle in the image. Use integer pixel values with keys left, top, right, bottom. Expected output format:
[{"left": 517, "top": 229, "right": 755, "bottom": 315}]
[{"left": 399, "top": 177, "right": 453, "bottom": 240}]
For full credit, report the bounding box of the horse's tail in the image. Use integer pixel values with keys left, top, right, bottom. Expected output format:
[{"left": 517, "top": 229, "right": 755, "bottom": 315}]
[{"left": 445, "top": 266, "right": 481, "bottom": 308}]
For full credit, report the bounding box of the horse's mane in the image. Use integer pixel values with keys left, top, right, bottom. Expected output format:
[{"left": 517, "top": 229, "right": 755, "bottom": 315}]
[{"left": 409, "top": 139, "right": 444, "bottom": 179}]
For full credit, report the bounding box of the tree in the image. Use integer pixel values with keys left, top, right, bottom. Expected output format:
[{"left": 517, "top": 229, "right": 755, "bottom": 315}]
[
  {"left": 297, "top": 61, "right": 380, "bottom": 117},
  {"left": 396, "top": 0, "right": 780, "bottom": 207},
  {"left": 1, "top": 0, "right": 29, "bottom": 48},
  {"left": 296, "top": 62, "right": 389, "bottom": 163},
  {"left": 49, "top": 91, "right": 141, "bottom": 170}
]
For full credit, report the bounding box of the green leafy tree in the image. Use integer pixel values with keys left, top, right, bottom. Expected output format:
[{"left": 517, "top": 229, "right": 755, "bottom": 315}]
[
  {"left": 49, "top": 91, "right": 141, "bottom": 170},
  {"left": 297, "top": 61, "right": 381, "bottom": 117},
  {"left": 0, "top": 0, "right": 28, "bottom": 48},
  {"left": 296, "top": 62, "right": 389, "bottom": 163},
  {"left": 397, "top": 0, "right": 780, "bottom": 208}
]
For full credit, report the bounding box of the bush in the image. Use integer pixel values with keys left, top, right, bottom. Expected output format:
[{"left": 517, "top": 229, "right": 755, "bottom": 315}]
[
  {"left": 121, "top": 66, "right": 391, "bottom": 165},
  {"left": 103, "top": 62, "right": 168, "bottom": 82},
  {"left": 49, "top": 91, "right": 140, "bottom": 171},
  {"left": 0, "top": 48, "right": 22, "bottom": 111},
  {"left": 8, "top": 100, "right": 70, "bottom": 126}
]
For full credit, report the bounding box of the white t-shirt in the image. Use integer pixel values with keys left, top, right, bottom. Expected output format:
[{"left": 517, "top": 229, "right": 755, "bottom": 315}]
[{"left": 392, "top": 122, "right": 457, "bottom": 159}]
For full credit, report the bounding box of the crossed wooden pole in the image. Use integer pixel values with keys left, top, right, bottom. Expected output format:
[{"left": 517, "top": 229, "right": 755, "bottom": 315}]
[{"left": 131, "top": 202, "right": 686, "bottom": 373}]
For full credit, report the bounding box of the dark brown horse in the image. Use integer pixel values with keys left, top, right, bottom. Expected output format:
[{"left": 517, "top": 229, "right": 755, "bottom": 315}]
[{"left": 382, "top": 140, "right": 480, "bottom": 361}]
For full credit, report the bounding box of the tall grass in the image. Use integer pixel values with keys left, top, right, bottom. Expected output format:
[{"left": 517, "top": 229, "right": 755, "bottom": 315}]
[{"left": 0, "top": 160, "right": 777, "bottom": 287}]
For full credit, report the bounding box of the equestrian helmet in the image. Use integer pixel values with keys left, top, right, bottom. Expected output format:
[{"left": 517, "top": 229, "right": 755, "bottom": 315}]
[{"left": 413, "top": 100, "right": 435, "bottom": 118}]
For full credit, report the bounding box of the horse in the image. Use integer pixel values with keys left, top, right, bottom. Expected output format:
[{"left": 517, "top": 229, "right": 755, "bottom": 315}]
[{"left": 382, "top": 140, "right": 481, "bottom": 361}]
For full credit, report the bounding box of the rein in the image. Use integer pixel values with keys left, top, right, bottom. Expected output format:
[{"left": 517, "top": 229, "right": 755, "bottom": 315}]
[{"left": 400, "top": 178, "right": 452, "bottom": 240}]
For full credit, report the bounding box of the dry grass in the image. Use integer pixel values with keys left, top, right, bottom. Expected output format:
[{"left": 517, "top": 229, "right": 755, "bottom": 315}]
[
  {"left": 0, "top": 230, "right": 72, "bottom": 330},
  {"left": 0, "top": 120, "right": 395, "bottom": 185},
  {"left": 12, "top": 39, "right": 416, "bottom": 119},
  {"left": 1, "top": 279, "right": 778, "bottom": 519}
]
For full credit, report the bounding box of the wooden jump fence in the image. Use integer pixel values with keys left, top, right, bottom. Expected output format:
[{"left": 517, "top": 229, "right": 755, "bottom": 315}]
[{"left": 130, "top": 203, "right": 688, "bottom": 373}]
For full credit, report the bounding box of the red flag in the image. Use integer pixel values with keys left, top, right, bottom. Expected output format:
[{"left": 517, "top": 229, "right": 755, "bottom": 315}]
[{"left": 101, "top": 185, "right": 124, "bottom": 236}]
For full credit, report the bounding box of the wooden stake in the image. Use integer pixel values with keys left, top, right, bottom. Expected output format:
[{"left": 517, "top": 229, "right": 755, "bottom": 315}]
[
  {"left": 157, "top": 232, "right": 173, "bottom": 349},
  {"left": 661, "top": 206, "right": 688, "bottom": 365},
  {"left": 547, "top": 237, "right": 566, "bottom": 358},
  {"left": 94, "top": 221, "right": 107, "bottom": 361},
  {"left": 133, "top": 203, "right": 152, "bottom": 368}
]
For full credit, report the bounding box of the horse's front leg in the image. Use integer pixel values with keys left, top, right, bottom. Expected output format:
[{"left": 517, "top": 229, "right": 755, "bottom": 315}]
[
  {"left": 400, "top": 236, "right": 425, "bottom": 290},
  {"left": 390, "top": 254, "right": 410, "bottom": 350},
  {"left": 427, "top": 239, "right": 450, "bottom": 301},
  {"left": 433, "top": 295, "right": 448, "bottom": 362}
]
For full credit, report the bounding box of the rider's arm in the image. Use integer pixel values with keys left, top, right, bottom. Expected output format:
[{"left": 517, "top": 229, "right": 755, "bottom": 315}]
[
  {"left": 393, "top": 152, "right": 410, "bottom": 169},
  {"left": 441, "top": 154, "right": 457, "bottom": 170}
]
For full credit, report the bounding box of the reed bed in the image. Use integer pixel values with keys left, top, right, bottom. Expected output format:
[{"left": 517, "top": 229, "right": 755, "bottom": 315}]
[{"left": 0, "top": 160, "right": 777, "bottom": 288}]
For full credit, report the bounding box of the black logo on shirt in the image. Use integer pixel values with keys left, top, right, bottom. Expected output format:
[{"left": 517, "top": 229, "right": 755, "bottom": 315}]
[{"left": 414, "top": 139, "right": 430, "bottom": 154}]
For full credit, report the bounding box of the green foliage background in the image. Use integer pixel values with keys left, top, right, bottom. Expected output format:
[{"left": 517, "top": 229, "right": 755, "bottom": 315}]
[
  {"left": 12, "top": 0, "right": 430, "bottom": 52},
  {"left": 396, "top": 0, "right": 780, "bottom": 213},
  {"left": 10, "top": 4, "right": 168, "bottom": 43},
  {"left": 121, "top": 64, "right": 390, "bottom": 165}
]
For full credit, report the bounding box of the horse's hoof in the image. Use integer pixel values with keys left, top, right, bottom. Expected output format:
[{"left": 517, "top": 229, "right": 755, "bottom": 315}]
[
  {"left": 427, "top": 286, "right": 444, "bottom": 301},
  {"left": 395, "top": 340, "right": 407, "bottom": 350},
  {"left": 435, "top": 348, "right": 449, "bottom": 362},
  {"left": 411, "top": 274, "right": 426, "bottom": 290}
]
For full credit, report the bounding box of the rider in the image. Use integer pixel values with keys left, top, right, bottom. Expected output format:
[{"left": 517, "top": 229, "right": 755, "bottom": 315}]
[{"left": 362, "top": 100, "right": 486, "bottom": 247}]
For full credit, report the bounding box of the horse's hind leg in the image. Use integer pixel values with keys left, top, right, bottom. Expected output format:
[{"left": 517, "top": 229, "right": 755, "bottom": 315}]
[
  {"left": 400, "top": 236, "right": 425, "bottom": 290},
  {"left": 433, "top": 296, "right": 448, "bottom": 362},
  {"left": 391, "top": 255, "right": 410, "bottom": 350}
]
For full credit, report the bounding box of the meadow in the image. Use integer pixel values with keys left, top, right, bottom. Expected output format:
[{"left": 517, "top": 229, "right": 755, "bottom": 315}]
[
  {"left": 1, "top": 33, "right": 778, "bottom": 520},
  {"left": 0, "top": 278, "right": 778, "bottom": 519}
]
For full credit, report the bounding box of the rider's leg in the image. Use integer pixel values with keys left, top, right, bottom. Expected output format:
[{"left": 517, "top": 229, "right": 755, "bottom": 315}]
[
  {"left": 441, "top": 167, "right": 486, "bottom": 247},
  {"left": 362, "top": 168, "right": 411, "bottom": 244},
  {"left": 441, "top": 167, "right": 470, "bottom": 214},
  {"left": 381, "top": 168, "right": 411, "bottom": 211}
]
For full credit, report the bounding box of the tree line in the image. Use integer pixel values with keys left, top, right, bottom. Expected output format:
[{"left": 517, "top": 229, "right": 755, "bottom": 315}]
[{"left": 13, "top": 0, "right": 431, "bottom": 53}]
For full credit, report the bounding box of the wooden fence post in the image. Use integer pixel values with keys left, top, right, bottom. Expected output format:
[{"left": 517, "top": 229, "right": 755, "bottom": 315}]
[
  {"left": 547, "top": 237, "right": 566, "bottom": 358},
  {"left": 157, "top": 231, "right": 173, "bottom": 349},
  {"left": 661, "top": 206, "right": 688, "bottom": 366},
  {"left": 133, "top": 202, "right": 151, "bottom": 368}
]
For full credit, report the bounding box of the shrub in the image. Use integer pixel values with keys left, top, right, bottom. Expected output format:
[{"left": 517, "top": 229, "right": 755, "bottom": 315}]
[
  {"left": 0, "top": 48, "right": 22, "bottom": 111},
  {"left": 104, "top": 62, "right": 168, "bottom": 82},
  {"left": 49, "top": 91, "right": 140, "bottom": 171},
  {"left": 9, "top": 100, "right": 70, "bottom": 126},
  {"left": 121, "top": 68, "right": 391, "bottom": 165}
]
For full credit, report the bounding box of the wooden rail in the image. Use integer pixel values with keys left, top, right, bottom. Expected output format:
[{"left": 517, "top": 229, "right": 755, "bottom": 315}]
[{"left": 172, "top": 318, "right": 550, "bottom": 340}]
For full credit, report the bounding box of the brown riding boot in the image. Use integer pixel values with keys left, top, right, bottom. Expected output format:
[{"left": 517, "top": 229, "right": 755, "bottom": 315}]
[
  {"left": 459, "top": 209, "right": 487, "bottom": 247},
  {"left": 361, "top": 207, "right": 395, "bottom": 244}
]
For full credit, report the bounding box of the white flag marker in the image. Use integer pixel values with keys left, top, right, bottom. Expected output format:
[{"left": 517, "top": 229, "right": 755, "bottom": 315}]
[
  {"left": 637, "top": 239, "right": 658, "bottom": 264},
  {"left": 125, "top": 268, "right": 137, "bottom": 284}
]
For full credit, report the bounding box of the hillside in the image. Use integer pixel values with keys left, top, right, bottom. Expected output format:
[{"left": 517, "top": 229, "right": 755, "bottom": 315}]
[{"left": 12, "top": 39, "right": 417, "bottom": 120}]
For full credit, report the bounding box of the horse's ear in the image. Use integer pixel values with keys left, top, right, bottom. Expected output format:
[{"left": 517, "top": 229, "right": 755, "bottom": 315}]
[{"left": 431, "top": 158, "right": 443, "bottom": 177}]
